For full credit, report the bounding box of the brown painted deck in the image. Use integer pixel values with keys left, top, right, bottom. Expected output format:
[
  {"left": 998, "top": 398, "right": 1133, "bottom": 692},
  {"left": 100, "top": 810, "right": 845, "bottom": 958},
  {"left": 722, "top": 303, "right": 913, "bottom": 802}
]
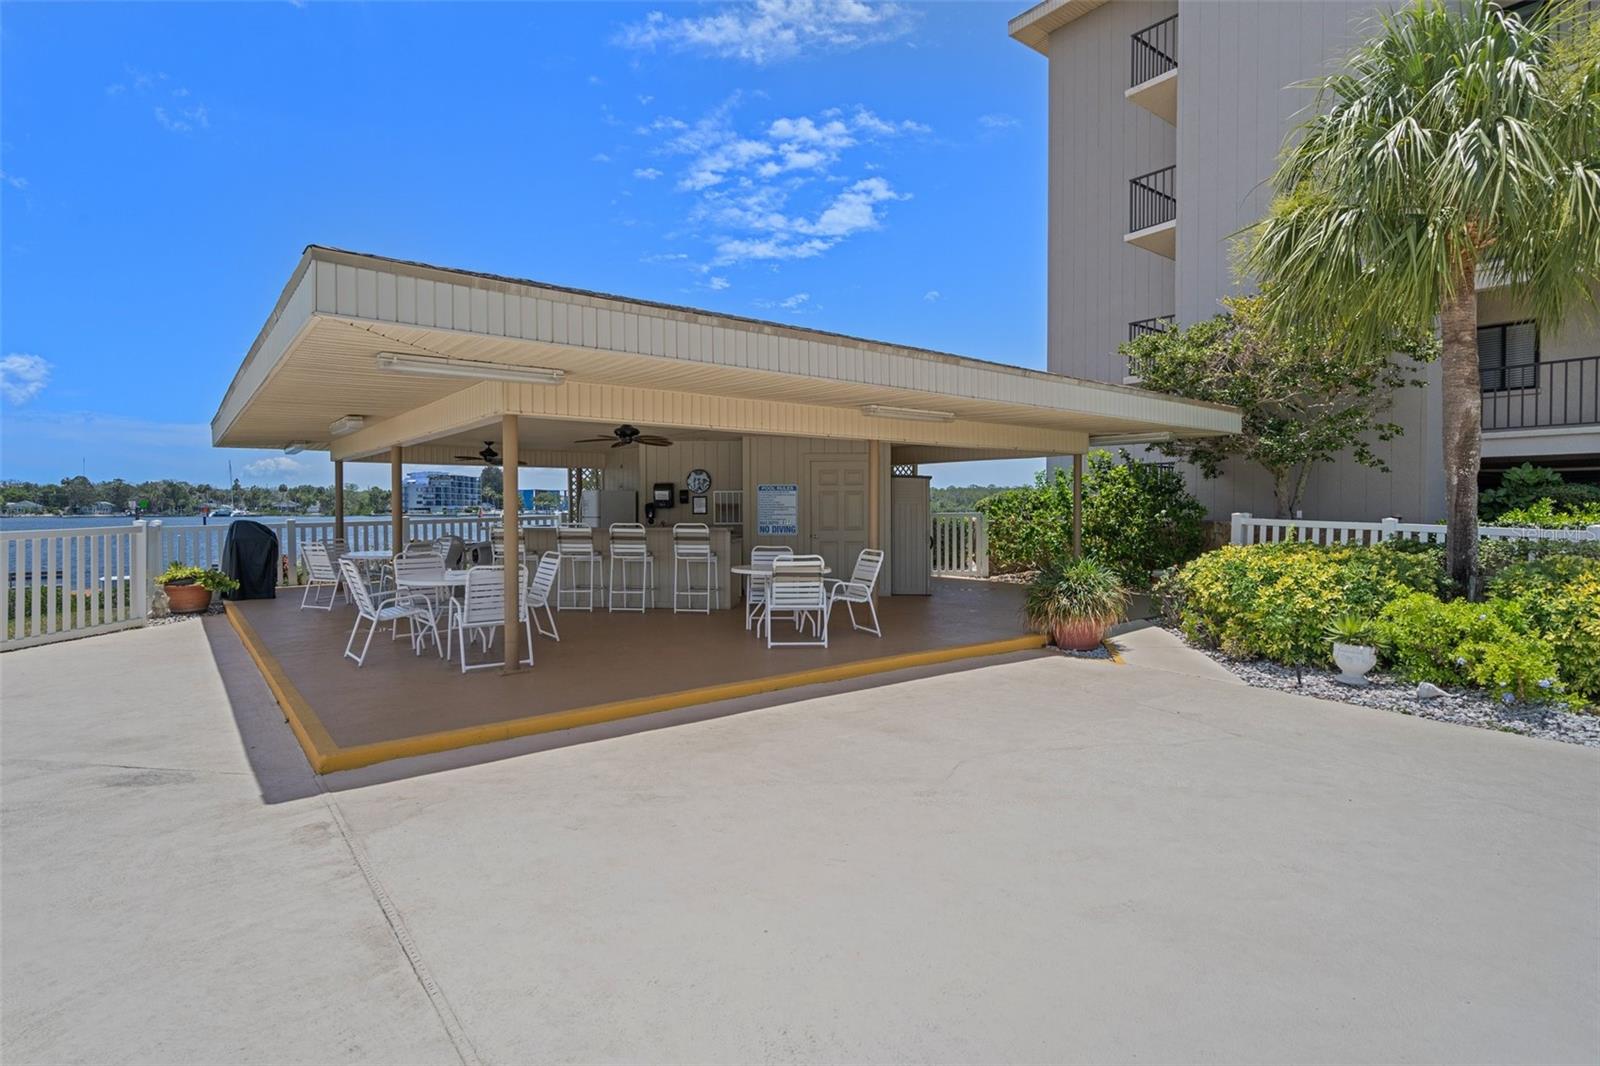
[{"left": 231, "top": 578, "right": 1032, "bottom": 754}]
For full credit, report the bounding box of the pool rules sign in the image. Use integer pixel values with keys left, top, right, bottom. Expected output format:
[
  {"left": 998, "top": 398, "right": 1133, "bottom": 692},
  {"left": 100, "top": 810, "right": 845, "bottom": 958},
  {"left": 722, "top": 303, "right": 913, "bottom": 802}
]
[{"left": 757, "top": 483, "right": 799, "bottom": 536}]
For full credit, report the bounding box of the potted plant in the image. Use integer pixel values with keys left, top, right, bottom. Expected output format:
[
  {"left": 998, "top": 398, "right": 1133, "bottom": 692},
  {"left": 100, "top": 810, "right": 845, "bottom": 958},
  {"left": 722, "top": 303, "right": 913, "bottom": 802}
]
[
  {"left": 1324, "top": 613, "right": 1379, "bottom": 686},
  {"left": 1024, "top": 553, "right": 1129, "bottom": 652},
  {"left": 158, "top": 564, "right": 240, "bottom": 614}
]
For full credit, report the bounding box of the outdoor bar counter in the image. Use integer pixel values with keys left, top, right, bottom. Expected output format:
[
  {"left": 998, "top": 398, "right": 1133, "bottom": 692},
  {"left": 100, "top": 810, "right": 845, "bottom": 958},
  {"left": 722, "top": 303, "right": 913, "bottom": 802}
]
[{"left": 520, "top": 526, "right": 739, "bottom": 609}]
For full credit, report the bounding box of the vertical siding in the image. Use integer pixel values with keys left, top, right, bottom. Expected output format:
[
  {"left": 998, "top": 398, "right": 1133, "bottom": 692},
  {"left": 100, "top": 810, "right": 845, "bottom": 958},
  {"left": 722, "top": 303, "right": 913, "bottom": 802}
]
[
  {"left": 1047, "top": 0, "right": 1177, "bottom": 385},
  {"left": 636, "top": 441, "right": 744, "bottom": 525},
  {"left": 740, "top": 436, "right": 868, "bottom": 558}
]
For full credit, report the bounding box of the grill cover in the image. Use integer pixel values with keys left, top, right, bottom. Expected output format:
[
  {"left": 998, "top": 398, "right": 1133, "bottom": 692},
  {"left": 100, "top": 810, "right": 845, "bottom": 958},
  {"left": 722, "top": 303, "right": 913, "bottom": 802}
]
[{"left": 221, "top": 520, "right": 280, "bottom": 600}]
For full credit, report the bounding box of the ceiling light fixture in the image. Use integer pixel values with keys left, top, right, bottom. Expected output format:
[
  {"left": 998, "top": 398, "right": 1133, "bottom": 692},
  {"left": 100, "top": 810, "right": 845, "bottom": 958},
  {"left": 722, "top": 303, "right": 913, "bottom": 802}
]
[
  {"left": 1088, "top": 432, "right": 1175, "bottom": 446},
  {"left": 860, "top": 403, "right": 956, "bottom": 423},
  {"left": 283, "top": 442, "right": 309, "bottom": 455},
  {"left": 376, "top": 352, "right": 566, "bottom": 386},
  {"left": 328, "top": 415, "right": 367, "bottom": 436}
]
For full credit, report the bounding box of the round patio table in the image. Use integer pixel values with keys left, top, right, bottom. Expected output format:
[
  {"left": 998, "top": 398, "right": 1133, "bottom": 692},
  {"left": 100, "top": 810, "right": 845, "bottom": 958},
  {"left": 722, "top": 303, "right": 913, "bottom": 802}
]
[{"left": 731, "top": 563, "right": 830, "bottom": 633}]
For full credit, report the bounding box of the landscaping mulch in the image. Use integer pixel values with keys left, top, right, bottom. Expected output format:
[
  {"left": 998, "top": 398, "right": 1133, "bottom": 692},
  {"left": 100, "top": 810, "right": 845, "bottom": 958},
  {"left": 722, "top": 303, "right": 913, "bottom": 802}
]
[{"left": 1178, "top": 632, "right": 1600, "bottom": 747}]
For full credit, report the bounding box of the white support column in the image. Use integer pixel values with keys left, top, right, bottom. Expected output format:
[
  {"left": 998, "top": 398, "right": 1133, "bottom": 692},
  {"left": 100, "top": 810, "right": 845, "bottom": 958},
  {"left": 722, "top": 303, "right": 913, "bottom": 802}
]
[
  {"left": 1230, "top": 512, "right": 1252, "bottom": 546},
  {"left": 502, "top": 414, "right": 523, "bottom": 674}
]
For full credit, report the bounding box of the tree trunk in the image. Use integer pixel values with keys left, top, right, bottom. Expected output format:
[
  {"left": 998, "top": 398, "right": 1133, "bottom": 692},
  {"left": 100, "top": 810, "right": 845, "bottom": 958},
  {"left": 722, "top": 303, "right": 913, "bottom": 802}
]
[{"left": 1439, "top": 258, "right": 1481, "bottom": 596}]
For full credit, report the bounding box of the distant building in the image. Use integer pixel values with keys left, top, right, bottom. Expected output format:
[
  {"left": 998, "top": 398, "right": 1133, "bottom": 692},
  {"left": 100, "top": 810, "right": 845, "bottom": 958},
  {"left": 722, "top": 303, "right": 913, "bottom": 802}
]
[
  {"left": 4, "top": 500, "right": 44, "bottom": 515},
  {"left": 402, "top": 471, "right": 480, "bottom": 514},
  {"left": 90, "top": 501, "right": 118, "bottom": 516}
]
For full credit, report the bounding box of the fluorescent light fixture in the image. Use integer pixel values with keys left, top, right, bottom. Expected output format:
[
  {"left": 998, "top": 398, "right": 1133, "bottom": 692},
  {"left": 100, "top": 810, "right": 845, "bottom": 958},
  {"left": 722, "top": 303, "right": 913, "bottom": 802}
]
[
  {"left": 283, "top": 442, "right": 309, "bottom": 455},
  {"left": 860, "top": 403, "right": 956, "bottom": 423},
  {"left": 328, "top": 415, "right": 367, "bottom": 436},
  {"left": 1088, "top": 432, "right": 1176, "bottom": 446},
  {"left": 376, "top": 351, "right": 566, "bottom": 386}
]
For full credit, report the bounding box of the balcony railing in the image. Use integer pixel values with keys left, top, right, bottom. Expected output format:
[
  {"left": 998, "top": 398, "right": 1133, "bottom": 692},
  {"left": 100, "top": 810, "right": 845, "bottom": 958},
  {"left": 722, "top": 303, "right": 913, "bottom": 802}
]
[
  {"left": 1481, "top": 355, "right": 1598, "bottom": 430},
  {"left": 1124, "top": 315, "right": 1175, "bottom": 379},
  {"left": 1129, "top": 166, "right": 1176, "bottom": 233},
  {"left": 1130, "top": 15, "right": 1178, "bottom": 87}
]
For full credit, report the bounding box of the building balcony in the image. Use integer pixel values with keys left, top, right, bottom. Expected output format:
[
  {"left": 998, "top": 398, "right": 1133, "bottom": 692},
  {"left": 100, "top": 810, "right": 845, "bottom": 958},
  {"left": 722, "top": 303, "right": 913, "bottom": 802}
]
[
  {"left": 1481, "top": 355, "right": 1598, "bottom": 434},
  {"left": 1123, "top": 316, "right": 1175, "bottom": 383},
  {"left": 1126, "top": 166, "right": 1176, "bottom": 258},
  {"left": 1127, "top": 14, "right": 1178, "bottom": 124}
]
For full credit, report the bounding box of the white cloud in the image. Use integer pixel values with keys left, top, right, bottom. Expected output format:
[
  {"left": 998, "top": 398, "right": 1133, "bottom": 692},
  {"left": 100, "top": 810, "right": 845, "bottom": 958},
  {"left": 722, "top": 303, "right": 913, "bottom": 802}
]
[
  {"left": 707, "top": 276, "right": 730, "bottom": 290},
  {"left": 592, "top": 152, "right": 612, "bottom": 163},
  {"left": 638, "top": 94, "right": 655, "bottom": 106},
  {"left": 615, "top": 0, "right": 917, "bottom": 65},
  {"left": 0, "top": 354, "right": 50, "bottom": 404},
  {"left": 0, "top": 169, "right": 29, "bottom": 190},
  {"left": 633, "top": 167, "right": 663, "bottom": 180},
  {"left": 153, "top": 105, "right": 210, "bottom": 133},
  {"left": 243, "top": 456, "right": 303, "bottom": 478},
  {"left": 780, "top": 293, "right": 810, "bottom": 310},
  {"left": 110, "top": 68, "right": 211, "bottom": 133},
  {"left": 639, "top": 98, "right": 923, "bottom": 268},
  {"left": 923, "top": 290, "right": 941, "bottom": 302},
  {"left": 978, "top": 113, "right": 1020, "bottom": 130}
]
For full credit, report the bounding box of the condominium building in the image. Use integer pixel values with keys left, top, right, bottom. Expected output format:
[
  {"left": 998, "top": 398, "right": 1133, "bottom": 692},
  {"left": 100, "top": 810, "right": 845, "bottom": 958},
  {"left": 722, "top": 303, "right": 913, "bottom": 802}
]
[
  {"left": 1009, "top": 0, "right": 1598, "bottom": 521},
  {"left": 401, "top": 470, "right": 481, "bottom": 514}
]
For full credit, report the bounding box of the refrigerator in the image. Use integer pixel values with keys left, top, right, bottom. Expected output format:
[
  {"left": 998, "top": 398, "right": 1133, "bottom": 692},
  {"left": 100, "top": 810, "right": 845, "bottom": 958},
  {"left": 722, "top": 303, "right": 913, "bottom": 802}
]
[{"left": 580, "top": 489, "right": 638, "bottom": 529}]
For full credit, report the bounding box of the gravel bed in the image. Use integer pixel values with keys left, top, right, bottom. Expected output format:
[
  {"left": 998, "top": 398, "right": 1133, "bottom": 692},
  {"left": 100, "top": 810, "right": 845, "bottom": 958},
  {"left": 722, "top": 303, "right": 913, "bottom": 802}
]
[
  {"left": 1054, "top": 643, "right": 1112, "bottom": 661},
  {"left": 1178, "top": 632, "right": 1600, "bottom": 747},
  {"left": 147, "top": 604, "right": 226, "bottom": 626}
]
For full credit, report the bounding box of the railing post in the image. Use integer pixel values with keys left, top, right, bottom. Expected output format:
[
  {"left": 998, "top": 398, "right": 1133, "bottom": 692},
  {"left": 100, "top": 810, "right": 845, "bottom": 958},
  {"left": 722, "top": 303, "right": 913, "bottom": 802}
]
[
  {"left": 1379, "top": 516, "right": 1400, "bottom": 544},
  {"left": 283, "top": 518, "right": 297, "bottom": 584},
  {"left": 144, "top": 519, "right": 163, "bottom": 613},
  {"left": 975, "top": 513, "right": 990, "bottom": 578},
  {"left": 1229, "top": 512, "right": 1250, "bottom": 545},
  {"left": 131, "top": 521, "right": 149, "bottom": 622}
]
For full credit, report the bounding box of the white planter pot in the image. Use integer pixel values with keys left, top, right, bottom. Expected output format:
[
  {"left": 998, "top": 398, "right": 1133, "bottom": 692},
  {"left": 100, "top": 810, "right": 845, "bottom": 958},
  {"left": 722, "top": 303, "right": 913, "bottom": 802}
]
[{"left": 1332, "top": 642, "right": 1377, "bottom": 686}]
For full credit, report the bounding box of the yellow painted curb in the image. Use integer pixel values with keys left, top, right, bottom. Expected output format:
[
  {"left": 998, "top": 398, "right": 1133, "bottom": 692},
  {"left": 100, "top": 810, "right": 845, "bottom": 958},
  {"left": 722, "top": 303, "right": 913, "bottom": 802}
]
[
  {"left": 226, "top": 605, "right": 341, "bottom": 772},
  {"left": 224, "top": 604, "right": 1046, "bottom": 774}
]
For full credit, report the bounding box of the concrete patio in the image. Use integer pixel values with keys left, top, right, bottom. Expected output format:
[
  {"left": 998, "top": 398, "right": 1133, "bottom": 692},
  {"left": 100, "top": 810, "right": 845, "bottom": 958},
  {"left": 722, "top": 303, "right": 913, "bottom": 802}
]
[
  {"left": 2, "top": 616, "right": 1596, "bottom": 1065},
  {"left": 229, "top": 576, "right": 1037, "bottom": 771}
]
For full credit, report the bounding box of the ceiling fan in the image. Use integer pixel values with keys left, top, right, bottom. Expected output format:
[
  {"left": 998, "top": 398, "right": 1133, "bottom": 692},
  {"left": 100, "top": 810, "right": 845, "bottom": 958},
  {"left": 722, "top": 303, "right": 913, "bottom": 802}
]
[
  {"left": 453, "top": 441, "right": 501, "bottom": 464},
  {"left": 574, "top": 424, "right": 673, "bottom": 448}
]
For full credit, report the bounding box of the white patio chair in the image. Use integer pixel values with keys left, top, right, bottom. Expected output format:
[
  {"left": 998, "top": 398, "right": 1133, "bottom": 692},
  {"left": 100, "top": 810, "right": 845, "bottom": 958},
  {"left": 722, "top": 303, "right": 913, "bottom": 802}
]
[
  {"left": 555, "top": 524, "right": 603, "bottom": 611},
  {"left": 445, "top": 564, "right": 533, "bottom": 673},
  {"left": 745, "top": 545, "right": 793, "bottom": 631},
  {"left": 490, "top": 528, "right": 526, "bottom": 566},
  {"left": 828, "top": 548, "right": 885, "bottom": 637},
  {"left": 608, "top": 523, "right": 654, "bottom": 612},
  {"left": 765, "top": 555, "right": 830, "bottom": 649},
  {"left": 299, "top": 541, "right": 345, "bottom": 610},
  {"left": 339, "top": 557, "right": 440, "bottom": 667},
  {"left": 393, "top": 551, "right": 449, "bottom": 624},
  {"left": 527, "top": 551, "right": 560, "bottom": 641},
  {"left": 671, "top": 523, "right": 719, "bottom": 614}
]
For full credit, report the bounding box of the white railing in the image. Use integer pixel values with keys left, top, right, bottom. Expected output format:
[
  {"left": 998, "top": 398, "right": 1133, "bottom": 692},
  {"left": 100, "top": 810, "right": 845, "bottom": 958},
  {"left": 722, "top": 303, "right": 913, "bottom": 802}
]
[
  {"left": 1230, "top": 512, "right": 1600, "bottom": 547},
  {"left": 711, "top": 490, "right": 743, "bottom": 527},
  {"left": 3, "top": 522, "right": 151, "bottom": 650},
  {"left": 932, "top": 512, "right": 990, "bottom": 577}
]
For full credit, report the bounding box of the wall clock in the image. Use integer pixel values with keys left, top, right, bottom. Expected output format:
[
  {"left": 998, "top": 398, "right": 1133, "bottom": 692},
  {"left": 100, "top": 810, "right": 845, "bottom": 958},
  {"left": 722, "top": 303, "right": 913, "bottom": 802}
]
[{"left": 685, "top": 468, "right": 712, "bottom": 494}]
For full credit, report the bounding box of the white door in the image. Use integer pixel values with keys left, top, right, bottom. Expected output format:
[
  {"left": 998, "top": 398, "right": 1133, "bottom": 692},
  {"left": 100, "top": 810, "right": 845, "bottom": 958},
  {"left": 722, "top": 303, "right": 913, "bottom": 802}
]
[{"left": 807, "top": 457, "right": 869, "bottom": 577}]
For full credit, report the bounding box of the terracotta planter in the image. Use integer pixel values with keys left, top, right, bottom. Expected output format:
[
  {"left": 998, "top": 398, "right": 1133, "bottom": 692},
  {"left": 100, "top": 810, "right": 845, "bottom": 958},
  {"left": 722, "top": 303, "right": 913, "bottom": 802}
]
[
  {"left": 163, "top": 582, "right": 213, "bottom": 614},
  {"left": 1050, "top": 619, "right": 1107, "bottom": 652}
]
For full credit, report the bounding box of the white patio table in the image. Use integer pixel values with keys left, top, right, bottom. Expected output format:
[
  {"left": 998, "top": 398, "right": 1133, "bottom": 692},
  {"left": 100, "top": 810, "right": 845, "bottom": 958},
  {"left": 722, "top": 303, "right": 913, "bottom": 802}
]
[{"left": 731, "top": 563, "right": 830, "bottom": 633}]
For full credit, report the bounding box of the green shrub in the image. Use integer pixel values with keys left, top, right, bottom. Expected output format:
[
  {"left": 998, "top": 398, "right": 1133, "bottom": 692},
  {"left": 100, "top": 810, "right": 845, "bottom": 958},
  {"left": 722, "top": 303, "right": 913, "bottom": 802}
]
[
  {"left": 977, "top": 451, "right": 1206, "bottom": 587},
  {"left": 1490, "top": 498, "right": 1600, "bottom": 530},
  {"left": 1485, "top": 557, "right": 1600, "bottom": 704},
  {"left": 1158, "top": 542, "right": 1444, "bottom": 664},
  {"left": 1479, "top": 463, "right": 1600, "bottom": 519},
  {"left": 1376, "top": 593, "right": 1568, "bottom": 703}
]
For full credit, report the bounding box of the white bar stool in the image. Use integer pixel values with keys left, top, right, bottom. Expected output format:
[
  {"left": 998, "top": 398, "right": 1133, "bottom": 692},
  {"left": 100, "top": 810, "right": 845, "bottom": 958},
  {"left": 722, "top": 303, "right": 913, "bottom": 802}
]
[
  {"left": 608, "top": 523, "right": 654, "bottom": 612},
  {"left": 555, "top": 524, "right": 603, "bottom": 611},
  {"left": 671, "top": 523, "right": 719, "bottom": 613}
]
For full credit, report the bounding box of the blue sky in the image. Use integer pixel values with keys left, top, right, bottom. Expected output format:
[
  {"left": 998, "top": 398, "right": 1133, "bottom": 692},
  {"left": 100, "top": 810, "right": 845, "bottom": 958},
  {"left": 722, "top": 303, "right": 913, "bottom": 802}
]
[{"left": 1, "top": 0, "right": 1047, "bottom": 490}]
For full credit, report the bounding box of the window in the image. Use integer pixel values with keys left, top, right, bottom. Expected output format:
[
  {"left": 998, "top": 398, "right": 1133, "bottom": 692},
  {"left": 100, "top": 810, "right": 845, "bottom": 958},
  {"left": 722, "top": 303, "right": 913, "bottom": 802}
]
[{"left": 1478, "top": 321, "right": 1539, "bottom": 391}]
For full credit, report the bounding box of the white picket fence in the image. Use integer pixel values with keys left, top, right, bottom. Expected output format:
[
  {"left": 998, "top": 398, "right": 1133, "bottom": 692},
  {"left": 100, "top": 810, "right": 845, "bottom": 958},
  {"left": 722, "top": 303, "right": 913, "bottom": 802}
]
[
  {"left": 1230, "top": 512, "right": 1600, "bottom": 547},
  {"left": 1, "top": 514, "right": 559, "bottom": 651},
  {"left": 932, "top": 512, "right": 990, "bottom": 577},
  {"left": 3, "top": 522, "right": 151, "bottom": 650}
]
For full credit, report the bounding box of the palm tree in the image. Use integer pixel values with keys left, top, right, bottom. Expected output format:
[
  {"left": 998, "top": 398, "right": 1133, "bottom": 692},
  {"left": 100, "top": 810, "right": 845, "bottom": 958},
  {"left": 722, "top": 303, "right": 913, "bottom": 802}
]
[{"left": 1246, "top": 0, "right": 1600, "bottom": 594}]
